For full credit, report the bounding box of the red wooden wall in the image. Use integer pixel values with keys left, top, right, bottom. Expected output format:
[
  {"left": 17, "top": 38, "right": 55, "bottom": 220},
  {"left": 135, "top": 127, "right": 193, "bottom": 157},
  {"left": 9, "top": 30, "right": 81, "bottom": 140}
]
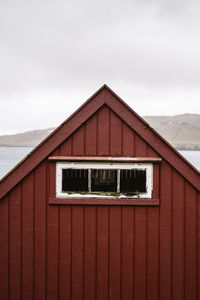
[{"left": 0, "top": 105, "right": 200, "bottom": 300}]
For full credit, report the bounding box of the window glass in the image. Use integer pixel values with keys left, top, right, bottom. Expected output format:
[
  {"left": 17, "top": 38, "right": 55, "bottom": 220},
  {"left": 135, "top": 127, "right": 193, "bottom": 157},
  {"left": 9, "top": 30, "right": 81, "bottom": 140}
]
[
  {"left": 120, "top": 169, "right": 146, "bottom": 194},
  {"left": 62, "top": 169, "right": 88, "bottom": 192},
  {"left": 91, "top": 169, "right": 117, "bottom": 192}
]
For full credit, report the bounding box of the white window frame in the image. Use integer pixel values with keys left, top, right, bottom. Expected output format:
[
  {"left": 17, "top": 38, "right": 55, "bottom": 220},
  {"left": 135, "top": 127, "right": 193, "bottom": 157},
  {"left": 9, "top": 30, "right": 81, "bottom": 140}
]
[{"left": 56, "top": 162, "right": 153, "bottom": 199}]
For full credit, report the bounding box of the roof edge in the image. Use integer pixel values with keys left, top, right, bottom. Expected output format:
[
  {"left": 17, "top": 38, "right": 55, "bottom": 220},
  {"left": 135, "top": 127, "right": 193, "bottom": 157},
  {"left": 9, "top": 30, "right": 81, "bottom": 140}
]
[
  {"left": 0, "top": 84, "right": 199, "bottom": 199},
  {"left": 0, "top": 85, "right": 107, "bottom": 185},
  {"left": 103, "top": 86, "right": 200, "bottom": 178}
]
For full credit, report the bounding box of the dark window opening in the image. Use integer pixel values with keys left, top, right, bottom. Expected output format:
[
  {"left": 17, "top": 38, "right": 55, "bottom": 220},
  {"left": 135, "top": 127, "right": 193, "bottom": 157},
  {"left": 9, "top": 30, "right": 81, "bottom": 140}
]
[
  {"left": 120, "top": 169, "right": 146, "bottom": 194},
  {"left": 91, "top": 169, "right": 117, "bottom": 192},
  {"left": 62, "top": 169, "right": 88, "bottom": 192},
  {"left": 61, "top": 167, "right": 148, "bottom": 196}
]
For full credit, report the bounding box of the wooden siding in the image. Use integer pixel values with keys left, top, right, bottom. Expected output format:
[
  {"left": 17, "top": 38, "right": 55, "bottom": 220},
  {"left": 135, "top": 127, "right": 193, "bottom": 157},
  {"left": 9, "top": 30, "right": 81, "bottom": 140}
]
[{"left": 0, "top": 105, "right": 200, "bottom": 300}]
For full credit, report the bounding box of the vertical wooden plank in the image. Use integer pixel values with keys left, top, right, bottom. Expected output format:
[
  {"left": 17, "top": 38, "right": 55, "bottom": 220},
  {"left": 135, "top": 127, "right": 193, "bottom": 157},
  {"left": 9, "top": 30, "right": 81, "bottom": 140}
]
[
  {"left": 59, "top": 206, "right": 72, "bottom": 300},
  {"left": 185, "top": 182, "right": 197, "bottom": 300},
  {"left": 97, "top": 206, "right": 109, "bottom": 300},
  {"left": 47, "top": 149, "right": 59, "bottom": 300},
  {"left": 22, "top": 173, "right": 34, "bottom": 300},
  {"left": 72, "top": 126, "right": 85, "bottom": 155},
  {"left": 172, "top": 170, "right": 184, "bottom": 300},
  {"left": 122, "top": 122, "right": 134, "bottom": 156},
  {"left": 134, "top": 206, "right": 147, "bottom": 299},
  {"left": 159, "top": 161, "right": 172, "bottom": 300},
  {"left": 97, "top": 105, "right": 110, "bottom": 155},
  {"left": 9, "top": 185, "right": 21, "bottom": 300},
  {"left": 71, "top": 206, "right": 84, "bottom": 300},
  {"left": 59, "top": 139, "right": 72, "bottom": 300},
  {"left": 47, "top": 200, "right": 59, "bottom": 300},
  {"left": 109, "top": 207, "right": 121, "bottom": 300},
  {"left": 59, "top": 136, "right": 72, "bottom": 155},
  {"left": 134, "top": 134, "right": 147, "bottom": 156},
  {"left": 0, "top": 196, "right": 9, "bottom": 300},
  {"left": 121, "top": 207, "right": 134, "bottom": 300},
  {"left": 147, "top": 145, "right": 159, "bottom": 157},
  {"left": 85, "top": 113, "right": 97, "bottom": 156},
  {"left": 110, "top": 111, "right": 122, "bottom": 156},
  {"left": 147, "top": 206, "right": 159, "bottom": 300},
  {"left": 34, "top": 162, "right": 46, "bottom": 300},
  {"left": 84, "top": 207, "right": 96, "bottom": 300}
]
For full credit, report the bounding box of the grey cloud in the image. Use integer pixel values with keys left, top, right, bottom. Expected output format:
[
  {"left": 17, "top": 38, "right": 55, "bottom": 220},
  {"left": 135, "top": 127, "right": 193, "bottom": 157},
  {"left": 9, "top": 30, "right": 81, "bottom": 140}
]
[{"left": 0, "top": 0, "right": 200, "bottom": 116}]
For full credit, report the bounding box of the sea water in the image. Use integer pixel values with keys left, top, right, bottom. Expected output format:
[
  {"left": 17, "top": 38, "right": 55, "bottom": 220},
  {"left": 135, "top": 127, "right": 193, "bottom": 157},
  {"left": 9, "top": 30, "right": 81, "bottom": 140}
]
[{"left": 0, "top": 146, "right": 33, "bottom": 179}]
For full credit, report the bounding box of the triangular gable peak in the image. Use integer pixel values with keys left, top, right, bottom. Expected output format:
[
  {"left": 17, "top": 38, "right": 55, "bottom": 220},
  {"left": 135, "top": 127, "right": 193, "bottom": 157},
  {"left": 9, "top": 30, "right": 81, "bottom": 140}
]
[{"left": 0, "top": 85, "right": 199, "bottom": 199}]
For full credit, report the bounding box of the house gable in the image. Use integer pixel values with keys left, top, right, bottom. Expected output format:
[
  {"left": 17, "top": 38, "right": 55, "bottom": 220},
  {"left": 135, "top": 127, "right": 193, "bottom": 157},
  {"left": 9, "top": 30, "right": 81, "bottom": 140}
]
[
  {"left": 58, "top": 105, "right": 159, "bottom": 158},
  {"left": 0, "top": 85, "right": 199, "bottom": 199}
]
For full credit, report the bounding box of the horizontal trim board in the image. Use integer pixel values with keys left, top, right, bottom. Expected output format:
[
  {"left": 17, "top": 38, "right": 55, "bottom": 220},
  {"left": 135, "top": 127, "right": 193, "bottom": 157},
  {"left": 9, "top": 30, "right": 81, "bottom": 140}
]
[
  {"left": 48, "top": 156, "right": 162, "bottom": 163},
  {"left": 49, "top": 197, "right": 160, "bottom": 206}
]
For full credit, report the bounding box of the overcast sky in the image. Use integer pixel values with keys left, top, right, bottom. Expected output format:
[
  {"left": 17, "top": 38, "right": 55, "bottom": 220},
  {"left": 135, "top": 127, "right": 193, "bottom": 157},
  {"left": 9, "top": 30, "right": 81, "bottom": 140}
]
[{"left": 1, "top": 0, "right": 200, "bottom": 135}]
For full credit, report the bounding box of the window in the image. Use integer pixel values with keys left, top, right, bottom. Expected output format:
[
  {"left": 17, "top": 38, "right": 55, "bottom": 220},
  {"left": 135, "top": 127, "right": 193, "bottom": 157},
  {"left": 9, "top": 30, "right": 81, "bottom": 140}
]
[{"left": 56, "top": 162, "right": 153, "bottom": 198}]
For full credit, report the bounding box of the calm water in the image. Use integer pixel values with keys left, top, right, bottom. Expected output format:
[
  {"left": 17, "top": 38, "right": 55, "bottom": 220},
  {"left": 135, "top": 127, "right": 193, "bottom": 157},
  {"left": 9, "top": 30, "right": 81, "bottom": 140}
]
[
  {"left": 179, "top": 150, "right": 200, "bottom": 171},
  {"left": 0, "top": 147, "right": 33, "bottom": 179},
  {"left": 0, "top": 147, "right": 199, "bottom": 180}
]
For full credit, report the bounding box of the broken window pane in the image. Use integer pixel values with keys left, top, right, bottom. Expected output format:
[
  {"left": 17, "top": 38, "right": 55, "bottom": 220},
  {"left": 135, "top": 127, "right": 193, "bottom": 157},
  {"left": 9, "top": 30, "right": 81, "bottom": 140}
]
[
  {"left": 120, "top": 169, "right": 146, "bottom": 194},
  {"left": 62, "top": 169, "right": 88, "bottom": 192},
  {"left": 91, "top": 169, "right": 117, "bottom": 192}
]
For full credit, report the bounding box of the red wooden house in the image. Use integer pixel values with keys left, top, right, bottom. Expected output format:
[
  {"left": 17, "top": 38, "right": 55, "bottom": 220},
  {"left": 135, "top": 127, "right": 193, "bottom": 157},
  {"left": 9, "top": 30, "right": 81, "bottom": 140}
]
[{"left": 0, "top": 85, "right": 200, "bottom": 300}]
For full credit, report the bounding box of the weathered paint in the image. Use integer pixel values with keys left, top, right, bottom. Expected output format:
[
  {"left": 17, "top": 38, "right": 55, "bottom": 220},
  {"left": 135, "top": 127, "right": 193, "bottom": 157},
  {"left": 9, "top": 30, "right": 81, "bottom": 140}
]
[{"left": 0, "top": 86, "right": 199, "bottom": 300}]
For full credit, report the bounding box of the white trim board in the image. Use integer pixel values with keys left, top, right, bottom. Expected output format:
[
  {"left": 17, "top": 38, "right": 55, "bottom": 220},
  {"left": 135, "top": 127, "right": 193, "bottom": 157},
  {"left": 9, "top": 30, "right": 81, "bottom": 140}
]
[{"left": 56, "top": 162, "right": 153, "bottom": 199}]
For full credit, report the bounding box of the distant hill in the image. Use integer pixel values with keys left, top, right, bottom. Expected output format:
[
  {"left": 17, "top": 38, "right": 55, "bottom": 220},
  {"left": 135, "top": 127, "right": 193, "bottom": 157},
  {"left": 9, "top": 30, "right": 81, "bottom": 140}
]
[
  {"left": 143, "top": 113, "right": 200, "bottom": 150},
  {"left": 0, "top": 128, "right": 55, "bottom": 147},
  {"left": 0, "top": 114, "right": 199, "bottom": 150}
]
